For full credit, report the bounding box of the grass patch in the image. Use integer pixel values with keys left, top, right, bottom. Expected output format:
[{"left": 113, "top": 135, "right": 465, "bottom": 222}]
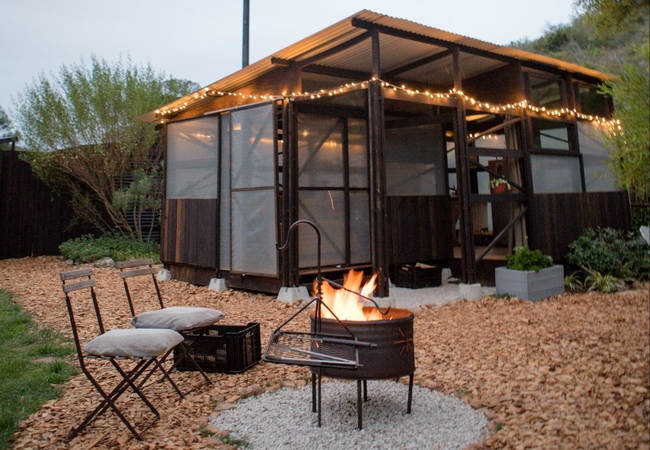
[
  {"left": 0, "top": 289, "right": 77, "bottom": 450},
  {"left": 59, "top": 231, "right": 160, "bottom": 264},
  {"left": 221, "top": 435, "right": 252, "bottom": 449}
]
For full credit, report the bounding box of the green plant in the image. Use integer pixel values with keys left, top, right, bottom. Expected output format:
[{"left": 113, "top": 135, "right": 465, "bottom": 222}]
[
  {"left": 489, "top": 177, "right": 511, "bottom": 190},
  {"left": 506, "top": 246, "right": 553, "bottom": 272},
  {"left": 59, "top": 231, "right": 160, "bottom": 263},
  {"left": 583, "top": 266, "right": 626, "bottom": 293},
  {"left": 564, "top": 271, "right": 585, "bottom": 292},
  {"left": 0, "top": 289, "right": 77, "bottom": 449},
  {"left": 566, "top": 227, "right": 650, "bottom": 279},
  {"left": 221, "top": 435, "right": 252, "bottom": 449}
]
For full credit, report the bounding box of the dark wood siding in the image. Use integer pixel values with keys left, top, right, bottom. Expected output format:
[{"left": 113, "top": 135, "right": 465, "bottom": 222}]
[
  {"left": 531, "top": 192, "right": 631, "bottom": 261},
  {"left": 0, "top": 151, "right": 82, "bottom": 259},
  {"left": 387, "top": 195, "right": 454, "bottom": 264},
  {"left": 161, "top": 199, "right": 218, "bottom": 268}
]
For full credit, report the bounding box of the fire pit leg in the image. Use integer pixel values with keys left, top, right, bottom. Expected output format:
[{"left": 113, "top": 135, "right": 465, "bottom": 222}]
[
  {"left": 311, "top": 376, "right": 317, "bottom": 413},
  {"left": 357, "top": 380, "right": 363, "bottom": 429},
  {"left": 317, "top": 368, "right": 322, "bottom": 427},
  {"left": 407, "top": 373, "right": 414, "bottom": 414}
]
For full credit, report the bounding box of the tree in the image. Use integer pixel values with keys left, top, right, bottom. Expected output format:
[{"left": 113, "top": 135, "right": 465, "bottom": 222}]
[
  {"left": 574, "top": 0, "right": 650, "bottom": 227},
  {"left": 575, "top": 0, "right": 649, "bottom": 35},
  {"left": 14, "top": 55, "right": 199, "bottom": 241},
  {"left": 600, "top": 43, "right": 650, "bottom": 226}
]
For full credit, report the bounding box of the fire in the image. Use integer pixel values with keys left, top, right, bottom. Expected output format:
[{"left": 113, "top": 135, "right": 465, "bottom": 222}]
[{"left": 315, "top": 269, "right": 384, "bottom": 321}]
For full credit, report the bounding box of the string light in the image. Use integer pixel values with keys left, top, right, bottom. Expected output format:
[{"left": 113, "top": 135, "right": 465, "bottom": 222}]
[{"left": 156, "top": 78, "right": 618, "bottom": 127}]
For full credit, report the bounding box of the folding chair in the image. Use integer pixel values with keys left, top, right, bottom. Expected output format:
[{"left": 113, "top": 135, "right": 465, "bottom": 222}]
[
  {"left": 117, "top": 259, "right": 225, "bottom": 386},
  {"left": 60, "top": 268, "right": 185, "bottom": 442}
]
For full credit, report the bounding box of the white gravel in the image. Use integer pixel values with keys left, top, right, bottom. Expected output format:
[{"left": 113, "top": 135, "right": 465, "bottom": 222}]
[
  {"left": 210, "top": 380, "right": 489, "bottom": 450},
  {"left": 210, "top": 282, "right": 495, "bottom": 449}
]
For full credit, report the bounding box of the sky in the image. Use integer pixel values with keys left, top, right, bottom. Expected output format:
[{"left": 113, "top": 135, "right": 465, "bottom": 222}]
[{"left": 0, "top": 0, "right": 579, "bottom": 122}]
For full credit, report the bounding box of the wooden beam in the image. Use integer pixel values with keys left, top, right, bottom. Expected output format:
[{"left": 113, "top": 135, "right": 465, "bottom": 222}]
[
  {"left": 451, "top": 45, "right": 476, "bottom": 284},
  {"left": 384, "top": 49, "right": 453, "bottom": 78},
  {"left": 301, "top": 64, "right": 370, "bottom": 81},
  {"left": 385, "top": 112, "right": 454, "bottom": 129},
  {"left": 368, "top": 27, "right": 389, "bottom": 297}
]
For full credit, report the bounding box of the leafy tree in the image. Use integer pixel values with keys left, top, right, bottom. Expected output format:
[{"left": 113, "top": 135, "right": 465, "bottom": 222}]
[
  {"left": 599, "top": 43, "right": 650, "bottom": 225},
  {"left": 14, "top": 55, "right": 199, "bottom": 241},
  {"left": 575, "top": 0, "right": 649, "bottom": 35}
]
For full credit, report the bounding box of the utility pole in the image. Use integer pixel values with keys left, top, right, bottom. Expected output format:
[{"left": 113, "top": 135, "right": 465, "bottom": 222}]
[{"left": 242, "top": 0, "right": 250, "bottom": 68}]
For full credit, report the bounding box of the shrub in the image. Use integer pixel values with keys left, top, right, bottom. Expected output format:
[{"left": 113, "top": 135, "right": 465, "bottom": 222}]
[
  {"left": 506, "top": 246, "right": 553, "bottom": 272},
  {"left": 59, "top": 232, "right": 160, "bottom": 263},
  {"left": 566, "top": 227, "right": 649, "bottom": 279}
]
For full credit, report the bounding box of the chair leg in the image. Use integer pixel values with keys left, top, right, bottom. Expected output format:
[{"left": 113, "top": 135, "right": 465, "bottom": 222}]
[
  {"left": 136, "top": 349, "right": 185, "bottom": 399},
  {"left": 67, "top": 358, "right": 159, "bottom": 443},
  {"left": 173, "top": 335, "right": 213, "bottom": 385}
]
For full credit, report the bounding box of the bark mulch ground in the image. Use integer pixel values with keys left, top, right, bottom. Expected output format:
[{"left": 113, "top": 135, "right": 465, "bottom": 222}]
[{"left": 0, "top": 256, "right": 648, "bottom": 450}]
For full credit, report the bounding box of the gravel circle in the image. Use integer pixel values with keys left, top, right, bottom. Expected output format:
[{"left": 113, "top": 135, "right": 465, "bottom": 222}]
[{"left": 210, "top": 380, "right": 488, "bottom": 450}]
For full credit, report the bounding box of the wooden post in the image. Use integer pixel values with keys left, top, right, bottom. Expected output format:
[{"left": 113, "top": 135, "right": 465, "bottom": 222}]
[
  {"left": 452, "top": 46, "right": 476, "bottom": 284},
  {"left": 368, "top": 27, "right": 389, "bottom": 297}
]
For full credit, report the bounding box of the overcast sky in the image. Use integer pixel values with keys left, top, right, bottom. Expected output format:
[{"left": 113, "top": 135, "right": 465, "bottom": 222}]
[{"left": 1, "top": 0, "right": 578, "bottom": 120}]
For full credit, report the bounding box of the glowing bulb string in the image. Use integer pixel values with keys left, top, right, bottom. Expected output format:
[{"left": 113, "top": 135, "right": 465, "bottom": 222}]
[{"left": 155, "top": 78, "right": 619, "bottom": 128}]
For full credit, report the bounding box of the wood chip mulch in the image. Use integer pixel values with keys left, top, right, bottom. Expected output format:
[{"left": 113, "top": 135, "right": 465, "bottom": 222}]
[{"left": 0, "top": 256, "right": 648, "bottom": 450}]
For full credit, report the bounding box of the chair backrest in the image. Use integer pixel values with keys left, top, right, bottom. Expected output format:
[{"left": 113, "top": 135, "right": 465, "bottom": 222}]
[
  {"left": 117, "top": 259, "right": 165, "bottom": 316},
  {"left": 60, "top": 268, "right": 105, "bottom": 357}
]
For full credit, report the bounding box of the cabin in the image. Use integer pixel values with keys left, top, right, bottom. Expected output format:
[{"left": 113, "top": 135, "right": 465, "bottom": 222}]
[{"left": 141, "top": 10, "right": 629, "bottom": 297}]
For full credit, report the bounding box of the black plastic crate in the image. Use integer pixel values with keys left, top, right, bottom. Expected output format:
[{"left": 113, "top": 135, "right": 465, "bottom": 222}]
[
  {"left": 175, "top": 322, "right": 261, "bottom": 374},
  {"left": 395, "top": 264, "right": 442, "bottom": 289}
]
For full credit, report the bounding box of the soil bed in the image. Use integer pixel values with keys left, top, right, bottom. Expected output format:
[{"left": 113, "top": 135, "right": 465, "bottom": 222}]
[{"left": 0, "top": 256, "right": 648, "bottom": 450}]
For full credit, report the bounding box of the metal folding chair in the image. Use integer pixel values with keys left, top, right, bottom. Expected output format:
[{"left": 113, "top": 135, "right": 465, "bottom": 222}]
[
  {"left": 60, "top": 268, "right": 185, "bottom": 442},
  {"left": 117, "top": 259, "right": 225, "bottom": 387}
]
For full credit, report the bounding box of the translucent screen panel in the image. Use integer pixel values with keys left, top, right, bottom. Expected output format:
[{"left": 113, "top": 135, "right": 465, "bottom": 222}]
[
  {"left": 348, "top": 118, "right": 369, "bottom": 188},
  {"left": 219, "top": 114, "right": 231, "bottom": 271},
  {"left": 385, "top": 124, "right": 446, "bottom": 196},
  {"left": 231, "top": 105, "right": 275, "bottom": 189},
  {"left": 167, "top": 116, "right": 219, "bottom": 199},
  {"left": 531, "top": 155, "right": 582, "bottom": 193},
  {"left": 532, "top": 119, "right": 571, "bottom": 150},
  {"left": 578, "top": 122, "right": 620, "bottom": 192},
  {"left": 298, "top": 190, "right": 345, "bottom": 268},
  {"left": 578, "top": 85, "right": 608, "bottom": 117},
  {"left": 530, "top": 75, "right": 563, "bottom": 109},
  {"left": 297, "top": 115, "right": 344, "bottom": 188},
  {"left": 349, "top": 192, "right": 371, "bottom": 264},
  {"left": 231, "top": 189, "right": 277, "bottom": 275}
]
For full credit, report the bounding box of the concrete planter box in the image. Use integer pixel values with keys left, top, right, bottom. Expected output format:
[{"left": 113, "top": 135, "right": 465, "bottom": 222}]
[{"left": 495, "top": 265, "right": 565, "bottom": 301}]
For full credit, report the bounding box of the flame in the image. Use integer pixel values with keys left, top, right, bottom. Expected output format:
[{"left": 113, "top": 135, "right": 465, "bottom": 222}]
[{"left": 315, "top": 269, "right": 383, "bottom": 321}]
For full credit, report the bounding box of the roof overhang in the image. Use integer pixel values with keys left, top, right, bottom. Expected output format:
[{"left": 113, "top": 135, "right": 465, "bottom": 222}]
[{"left": 141, "top": 9, "right": 614, "bottom": 123}]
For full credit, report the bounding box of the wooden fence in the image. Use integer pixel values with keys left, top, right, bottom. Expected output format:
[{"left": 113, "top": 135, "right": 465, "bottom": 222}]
[{"left": 0, "top": 151, "right": 81, "bottom": 259}]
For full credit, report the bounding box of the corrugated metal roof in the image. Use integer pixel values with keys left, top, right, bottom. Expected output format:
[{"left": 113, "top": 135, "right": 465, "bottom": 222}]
[{"left": 143, "top": 9, "right": 613, "bottom": 122}]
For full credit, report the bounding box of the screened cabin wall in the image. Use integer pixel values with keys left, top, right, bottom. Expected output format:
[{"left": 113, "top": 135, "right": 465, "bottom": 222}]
[
  {"left": 154, "top": 11, "right": 627, "bottom": 291},
  {"left": 162, "top": 102, "right": 281, "bottom": 289}
]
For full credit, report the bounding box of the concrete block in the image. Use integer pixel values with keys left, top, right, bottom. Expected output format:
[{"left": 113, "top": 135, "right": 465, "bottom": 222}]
[
  {"left": 208, "top": 278, "right": 228, "bottom": 291},
  {"left": 277, "top": 286, "right": 310, "bottom": 304},
  {"left": 157, "top": 269, "right": 172, "bottom": 281},
  {"left": 459, "top": 283, "right": 483, "bottom": 300}
]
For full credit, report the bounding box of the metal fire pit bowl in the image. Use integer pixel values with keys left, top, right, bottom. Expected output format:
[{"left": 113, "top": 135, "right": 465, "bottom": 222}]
[{"left": 309, "top": 308, "right": 415, "bottom": 380}]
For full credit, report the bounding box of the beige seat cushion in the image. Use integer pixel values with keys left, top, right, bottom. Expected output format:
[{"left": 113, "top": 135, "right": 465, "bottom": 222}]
[
  {"left": 83, "top": 328, "right": 184, "bottom": 358},
  {"left": 131, "top": 306, "right": 225, "bottom": 331}
]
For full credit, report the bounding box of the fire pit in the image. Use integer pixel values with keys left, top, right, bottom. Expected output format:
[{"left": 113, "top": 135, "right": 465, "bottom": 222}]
[
  {"left": 310, "top": 307, "right": 415, "bottom": 380},
  {"left": 264, "top": 220, "right": 415, "bottom": 429}
]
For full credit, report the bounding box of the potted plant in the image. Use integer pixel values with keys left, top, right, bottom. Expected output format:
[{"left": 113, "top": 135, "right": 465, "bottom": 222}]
[
  {"left": 495, "top": 246, "right": 564, "bottom": 301},
  {"left": 489, "top": 177, "right": 511, "bottom": 194}
]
